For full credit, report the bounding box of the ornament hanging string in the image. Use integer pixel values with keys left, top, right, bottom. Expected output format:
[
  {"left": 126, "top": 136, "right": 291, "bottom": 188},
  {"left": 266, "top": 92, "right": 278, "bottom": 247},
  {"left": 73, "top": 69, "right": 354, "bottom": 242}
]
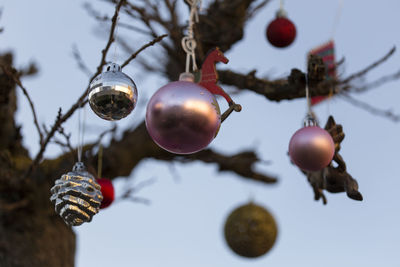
[
  {"left": 304, "top": 79, "right": 315, "bottom": 125},
  {"left": 113, "top": 16, "right": 121, "bottom": 63},
  {"left": 181, "top": 0, "right": 202, "bottom": 73},
  {"left": 331, "top": 0, "right": 344, "bottom": 38},
  {"left": 305, "top": 84, "right": 311, "bottom": 115},
  {"left": 77, "top": 102, "right": 86, "bottom": 162},
  {"left": 279, "top": 0, "right": 284, "bottom": 12},
  {"left": 327, "top": 0, "right": 343, "bottom": 117},
  {"left": 326, "top": 87, "right": 334, "bottom": 117},
  {"left": 97, "top": 143, "right": 103, "bottom": 178}
]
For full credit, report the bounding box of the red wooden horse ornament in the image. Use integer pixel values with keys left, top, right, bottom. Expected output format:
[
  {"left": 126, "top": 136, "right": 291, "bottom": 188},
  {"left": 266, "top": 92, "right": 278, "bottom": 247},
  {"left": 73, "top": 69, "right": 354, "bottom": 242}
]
[{"left": 197, "top": 47, "right": 242, "bottom": 122}]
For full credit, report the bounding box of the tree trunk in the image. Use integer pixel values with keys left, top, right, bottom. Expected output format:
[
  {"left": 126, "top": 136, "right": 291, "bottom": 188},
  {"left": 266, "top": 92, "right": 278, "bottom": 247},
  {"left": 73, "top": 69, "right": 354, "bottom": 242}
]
[
  {"left": 0, "top": 53, "right": 76, "bottom": 267},
  {"left": 0, "top": 190, "right": 76, "bottom": 267}
]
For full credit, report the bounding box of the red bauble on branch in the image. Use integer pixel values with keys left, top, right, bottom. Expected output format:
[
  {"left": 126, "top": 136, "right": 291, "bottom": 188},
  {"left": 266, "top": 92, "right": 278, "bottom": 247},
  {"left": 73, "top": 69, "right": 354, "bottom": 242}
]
[
  {"left": 97, "top": 178, "right": 115, "bottom": 209},
  {"left": 266, "top": 10, "right": 296, "bottom": 48}
]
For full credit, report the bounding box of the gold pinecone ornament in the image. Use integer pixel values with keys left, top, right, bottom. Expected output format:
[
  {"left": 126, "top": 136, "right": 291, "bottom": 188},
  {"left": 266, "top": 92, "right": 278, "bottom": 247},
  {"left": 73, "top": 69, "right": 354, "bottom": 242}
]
[{"left": 224, "top": 202, "right": 278, "bottom": 258}]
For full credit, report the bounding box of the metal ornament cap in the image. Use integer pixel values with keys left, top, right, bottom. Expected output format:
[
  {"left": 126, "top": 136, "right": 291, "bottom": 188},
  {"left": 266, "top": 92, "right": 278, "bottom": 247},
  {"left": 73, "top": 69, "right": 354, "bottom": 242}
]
[
  {"left": 145, "top": 81, "right": 221, "bottom": 154},
  {"left": 89, "top": 63, "right": 138, "bottom": 121},
  {"left": 50, "top": 162, "right": 103, "bottom": 226},
  {"left": 288, "top": 126, "right": 335, "bottom": 172}
]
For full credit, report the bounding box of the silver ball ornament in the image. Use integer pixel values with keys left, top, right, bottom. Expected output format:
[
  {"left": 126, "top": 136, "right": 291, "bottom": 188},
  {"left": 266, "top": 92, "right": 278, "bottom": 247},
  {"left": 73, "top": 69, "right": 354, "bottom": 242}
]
[
  {"left": 89, "top": 63, "right": 138, "bottom": 121},
  {"left": 50, "top": 162, "right": 103, "bottom": 226},
  {"left": 145, "top": 78, "right": 221, "bottom": 154},
  {"left": 289, "top": 126, "right": 335, "bottom": 171}
]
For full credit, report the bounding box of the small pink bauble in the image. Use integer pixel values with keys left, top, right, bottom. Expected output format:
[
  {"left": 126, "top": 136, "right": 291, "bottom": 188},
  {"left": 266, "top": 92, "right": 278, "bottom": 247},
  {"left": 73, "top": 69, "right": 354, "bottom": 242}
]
[
  {"left": 145, "top": 81, "right": 221, "bottom": 154},
  {"left": 288, "top": 126, "right": 335, "bottom": 171}
]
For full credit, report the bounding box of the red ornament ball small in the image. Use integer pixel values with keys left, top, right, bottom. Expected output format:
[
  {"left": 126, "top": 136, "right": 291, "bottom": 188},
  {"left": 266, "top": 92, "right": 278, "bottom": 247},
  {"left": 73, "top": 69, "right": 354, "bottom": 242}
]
[
  {"left": 96, "top": 178, "right": 115, "bottom": 209},
  {"left": 289, "top": 126, "right": 335, "bottom": 172},
  {"left": 266, "top": 16, "right": 296, "bottom": 48}
]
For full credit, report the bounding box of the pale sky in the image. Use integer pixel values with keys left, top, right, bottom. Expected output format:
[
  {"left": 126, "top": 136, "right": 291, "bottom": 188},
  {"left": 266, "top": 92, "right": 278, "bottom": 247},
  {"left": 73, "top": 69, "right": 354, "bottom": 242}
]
[{"left": 1, "top": 0, "right": 400, "bottom": 266}]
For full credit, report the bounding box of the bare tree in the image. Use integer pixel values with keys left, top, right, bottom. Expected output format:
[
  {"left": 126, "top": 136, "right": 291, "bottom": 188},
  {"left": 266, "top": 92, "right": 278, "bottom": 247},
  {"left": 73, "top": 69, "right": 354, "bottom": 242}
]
[{"left": 0, "top": 0, "right": 398, "bottom": 266}]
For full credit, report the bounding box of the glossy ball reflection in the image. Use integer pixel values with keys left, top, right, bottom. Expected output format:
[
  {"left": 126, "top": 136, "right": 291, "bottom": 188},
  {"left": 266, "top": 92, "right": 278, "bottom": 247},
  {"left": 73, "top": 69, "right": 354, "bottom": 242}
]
[
  {"left": 289, "top": 126, "right": 335, "bottom": 171},
  {"left": 145, "top": 81, "right": 221, "bottom": 154},
  {"left": 224, "top": 202, "right": 278, "bottom": 258},
  {"left": 89, "top": 63, "right": 138, "bottom": 121}
]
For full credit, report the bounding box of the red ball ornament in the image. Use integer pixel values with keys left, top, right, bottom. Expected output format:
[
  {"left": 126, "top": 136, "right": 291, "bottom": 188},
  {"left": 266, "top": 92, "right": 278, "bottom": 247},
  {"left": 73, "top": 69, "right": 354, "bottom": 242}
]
[
  {"left": 145, "top": 77, "right": 221, "bottom": 154},
  {"left": 266, "top": 12, "right": 296, "bottom": 48},
  {"left": 288, "top": 126, "right": 335, "bottom": 171},
  {"left": 96, "top": 178, "right": 115, "bottom": 209}
]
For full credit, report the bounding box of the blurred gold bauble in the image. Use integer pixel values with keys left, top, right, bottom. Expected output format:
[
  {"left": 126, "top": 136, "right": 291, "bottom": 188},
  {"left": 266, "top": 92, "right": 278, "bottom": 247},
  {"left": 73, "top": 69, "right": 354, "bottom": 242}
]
[{"left": 224, "top": 202, "right": 278, "bottom": 258}]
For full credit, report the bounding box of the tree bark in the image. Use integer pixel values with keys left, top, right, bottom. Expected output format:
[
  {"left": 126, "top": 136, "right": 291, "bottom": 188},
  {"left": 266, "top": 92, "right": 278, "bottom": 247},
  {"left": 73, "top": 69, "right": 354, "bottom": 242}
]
[{"left": 0, "top": 54, "right": 76, "bottom": 267}]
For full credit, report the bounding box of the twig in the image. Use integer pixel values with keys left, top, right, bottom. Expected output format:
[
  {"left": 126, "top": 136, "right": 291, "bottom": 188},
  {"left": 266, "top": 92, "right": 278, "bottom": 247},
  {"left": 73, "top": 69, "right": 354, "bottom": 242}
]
[
  {"left": 96, "top": 0, "right": 126, "bottom": 75},
  {"left": 27, "top": 0, "right": 126, "bottom": 176},
  {"left": 72, "top": 45, "right": 92, "bottom": 77},
  {"left": 115, "top": 177, "right": 156, "bottom": 205},
  {"left": 130, "top": 177, "right": 157, "bottom": 193},
  {"left": 176, "top": 149, "right": 278, "bottom": 184},
  {"left": 0, "top": 65, "right": 43, "bottom": 145},
  {"left": 350, "top": 69, "right": 400, "bottom": 93},
  {"left": 54, "top": 126, "right": 74, "bottom": 153},
  {"left": 121, "top": 34, "right": 168, "bottom": 68},
  {"left": 124, "top": 196, "right": 151, "bottom": 205},
  {"left": 0, "top": 8, "right": 3, "bottom": 33},
  {"left": 29, "top": 31, "right": 165, "bottom": 176},
  {"left": 341, "top": 46, "right": 396, "bottom": 84},
  {"left": 123, "top": 2, "right": 160, "bottom": 38},
  {"left": 94, "top": 124, "right": 118, "bottom": 147},
  {"left": 168, "top": 162, "right": 182, "bottom": 182},
  {"left": 340, "top": 92, "right": 400, "bottom": 122},
  {"left": 246, "top": 0, "right": 271, "bottom": 19},
  {"left": 84, "top": 3, "right": 152, "bottom": 36}
]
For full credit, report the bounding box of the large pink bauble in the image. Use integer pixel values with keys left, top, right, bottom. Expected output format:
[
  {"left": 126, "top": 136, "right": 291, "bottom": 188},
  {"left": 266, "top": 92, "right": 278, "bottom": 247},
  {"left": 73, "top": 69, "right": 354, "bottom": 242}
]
[
  {"left": 288, "top": 126, "right": 335, "bottom": 171},
  {"left": 145, "top": 81, "right": 221, "bottom": 154}
]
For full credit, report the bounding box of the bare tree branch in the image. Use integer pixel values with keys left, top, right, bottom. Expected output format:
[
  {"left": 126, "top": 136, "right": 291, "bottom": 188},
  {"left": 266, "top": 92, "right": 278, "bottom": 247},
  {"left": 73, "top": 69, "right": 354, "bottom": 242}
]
[
  {"left": 0, "top": 8, "right": 3, "bottom": 33},
  {"left": 246, "top": 0, "right": 271, "bottom": 19},
  {"left": 116, "top": 176, "right": 157, "bottom": 204},
  {"left": 350, "top": 69, "right": 400, "bottom": 93},
  {"left": 0, "top": 65, "right": 43, "bottom": 145},
  {"left": 53, "top": 126, "right": 74, "bottom": 154},
  {"left": 121, "top": 34, "right": 168, "bottom": 68},
  {"left": 28, "top": 0, "right": 164, "bottom": 176},
  {"left": 341, "top": 46, "right": 396, "bottom": 84},
  {"left": 96, "top": 0, "right": 126, "bottom": 75},
  {"left": 218, "top": 68, "right": 310, "bottom": 102},
  {"left": 85, "top": 122, "right": 278, "bottom": 184},
  {"left": 339, "top": 92, "right": 400, "bottom": 122},
  {"left": 41, "top": 120, "right": 277, "bottom": 186},
  {"left": 72, "top": 45, "right": 92, "bottom": 77}
]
